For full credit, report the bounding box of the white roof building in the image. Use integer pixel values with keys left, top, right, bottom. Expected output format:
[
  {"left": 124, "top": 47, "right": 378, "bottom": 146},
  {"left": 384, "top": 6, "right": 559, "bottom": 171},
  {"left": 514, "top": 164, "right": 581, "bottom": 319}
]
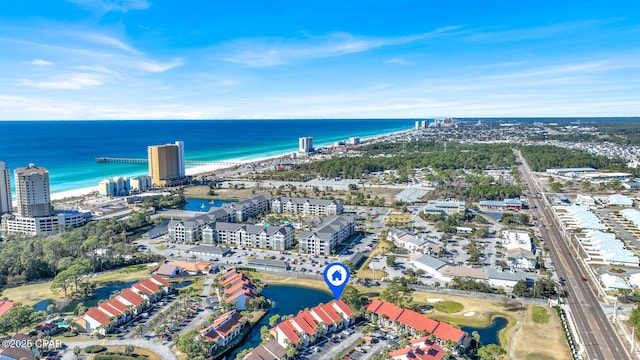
[
  {"left": 607, "top": 194, "right": 633, "bottom": 207},
  {"left": 583, "top": 231, "right": 639, "bottom": 266},
  {"left": 600, "top": 273, "right": 631, "bottom": 292},
  {"left": 558, "top": 204, "right": 607, "bottom": 230}
]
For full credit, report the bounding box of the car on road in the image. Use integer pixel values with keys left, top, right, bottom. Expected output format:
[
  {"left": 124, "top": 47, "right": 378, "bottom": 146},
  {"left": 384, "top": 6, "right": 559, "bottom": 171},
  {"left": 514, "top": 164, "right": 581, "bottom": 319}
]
[{"left": 580, "top": 275, "right": 587, "bottom": 281}]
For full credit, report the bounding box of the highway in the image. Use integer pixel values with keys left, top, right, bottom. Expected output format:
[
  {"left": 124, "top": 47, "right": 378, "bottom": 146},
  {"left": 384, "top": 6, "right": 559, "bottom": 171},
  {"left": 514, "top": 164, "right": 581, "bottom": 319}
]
[{"left": 515, "top": 150, "right": 630, "bottom": 360}]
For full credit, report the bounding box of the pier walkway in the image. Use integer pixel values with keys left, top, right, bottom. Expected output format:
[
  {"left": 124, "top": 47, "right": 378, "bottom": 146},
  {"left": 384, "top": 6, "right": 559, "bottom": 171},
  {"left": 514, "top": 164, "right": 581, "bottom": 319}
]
[{"left": 95, "top": 157, "right": 242, "bottom": 167}]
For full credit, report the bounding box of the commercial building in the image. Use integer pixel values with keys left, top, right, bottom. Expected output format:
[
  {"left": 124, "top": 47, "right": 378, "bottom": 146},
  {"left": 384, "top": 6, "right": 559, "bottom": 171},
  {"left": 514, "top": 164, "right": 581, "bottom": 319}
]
[
  {"left": 0, "top": 161, "right": 11, "bottom": 214},
  {"left": 421, "top": 199, "right": 466, "bottom": 216},
  {"left": 298, "top": 214, "right": 356, "bottom": 255},
  {"left": 478, "top": 198, "right": 523, "bottom": 212},
  {"left": 271, "top": 196, "right": 343, "bottom": 216},
  {"left": 1, "top": 211, "right": 89, "bottom": 236},
  {"left": 299, "top": 136, "right": 313, "bottom": 153},
  {"left": 148, "top": 141, "right": 185, "bottom": 187},
  {"left": 15, "top": 164, "right": 52, "bottom": 217}
]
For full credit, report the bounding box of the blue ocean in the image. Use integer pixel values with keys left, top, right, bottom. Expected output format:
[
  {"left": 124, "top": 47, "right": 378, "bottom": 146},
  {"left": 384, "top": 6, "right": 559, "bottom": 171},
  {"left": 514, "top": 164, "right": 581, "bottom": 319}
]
[{"left": 0, "top": 119, "right": 412, "bottom": 195}]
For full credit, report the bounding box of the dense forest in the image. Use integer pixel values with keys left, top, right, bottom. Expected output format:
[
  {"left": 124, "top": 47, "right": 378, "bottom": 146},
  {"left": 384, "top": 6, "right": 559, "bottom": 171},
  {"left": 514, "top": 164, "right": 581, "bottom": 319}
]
[
  {"left": 0, "top": 211, "right": 163, "bottom": 286},
  {"left": 519, "top": 145, "right": 630, "bottom": 173},
  {"left": 255, "top": 142, "right": 516, "bottom": 181}
]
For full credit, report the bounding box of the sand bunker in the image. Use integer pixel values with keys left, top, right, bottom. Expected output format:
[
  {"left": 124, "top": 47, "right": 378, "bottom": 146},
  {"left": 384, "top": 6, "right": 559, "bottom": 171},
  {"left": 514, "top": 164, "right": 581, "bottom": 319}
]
[
  {"left": 427, "top": 298, "right": 443, "bottom": 303},
  {"left": 463, "top": 311, "right": 476, "bottom": 317}
]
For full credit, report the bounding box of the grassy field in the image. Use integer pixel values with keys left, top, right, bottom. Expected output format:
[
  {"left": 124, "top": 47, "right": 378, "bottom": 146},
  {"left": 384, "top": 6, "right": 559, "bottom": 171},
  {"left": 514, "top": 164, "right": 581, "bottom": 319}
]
[
  {"left": 434, "top": 300, "right": 464, "bottom": 313},
  {"left": 513, "top": 306, "right": 572, "bottom": 360},
  {"left": 532, "top": 306, "right": 549, "bottom": 323},
  {"left": 182, "top": 185, "right": 254, "bottom": 201},
  {"left": 2, "top": 265, "right": 153, "bottom": 307},
  {"left": 95, "top": 346, "right": 162, "bottom": 360},
  {"left": 356, "top": 239, "right": 392, "bottom": 279}
]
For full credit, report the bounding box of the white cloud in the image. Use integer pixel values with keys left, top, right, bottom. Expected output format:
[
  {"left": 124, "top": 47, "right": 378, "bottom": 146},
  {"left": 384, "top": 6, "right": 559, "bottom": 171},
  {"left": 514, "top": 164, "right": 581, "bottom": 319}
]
[
  {"left": 130, "top": 59, "right": 183, "bottom": 72},
  {"left": 217, "top": 26, "right": 463, "bottom": 67},
  {"left": 18, "top": 73, "right": 107, "bottom": 89},
  {"left": 68, "top": 0, "right": 151, "bottom": 13},
  {"left": 28, "top": 59, "right": 55, "bottom": 66},
  {"left": 386, "top": 58, "right": 410, "bottom": 65},
  {"left": 82, "top": 33, "right": 138, "bottom": 53}
]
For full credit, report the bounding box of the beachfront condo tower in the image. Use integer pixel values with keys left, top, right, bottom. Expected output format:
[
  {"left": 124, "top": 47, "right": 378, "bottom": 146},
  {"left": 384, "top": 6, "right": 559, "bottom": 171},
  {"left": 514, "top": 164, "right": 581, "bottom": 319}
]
[
  {"left": 299, "top": 136, "right": 313, "bottom": 153},
  {"left": 14, "top": 164, "right": 53, "bottom": 217},
  {"left": 148, "top": 141, "right": 185, "bottom": 187},
  {"left": 0, "top": 161, "right": 11, "bottom": 214}
]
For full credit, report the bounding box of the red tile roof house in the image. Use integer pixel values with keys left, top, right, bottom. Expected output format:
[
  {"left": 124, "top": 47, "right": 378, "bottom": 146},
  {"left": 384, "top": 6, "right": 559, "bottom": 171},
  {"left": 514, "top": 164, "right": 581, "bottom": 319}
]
[
  {"left": 272, "top": 300, "right": 354, "bottom": 349},
  {"left": 365, "top": 299, "right": 467, "bottom": 354},
  {"left": 132, "top": 278, "right": 165, "bottom": 302},
  {"left": 219, "top": 269, "right": 259, "bottom": 310},
  {"left": 389, "top": 336, "right": 445, "bottom": 360},
  {"left": 0, "top": 300, "right": 15, "bottom": 317},
  {"left": 199, "top": 310, "right": 246, "bottom": 353},
  {"left": 116, "top": 288, "right": 147, "bottom": 314},
  {"left": 74, "top": 307, "right": 113, "bottom": 335}
]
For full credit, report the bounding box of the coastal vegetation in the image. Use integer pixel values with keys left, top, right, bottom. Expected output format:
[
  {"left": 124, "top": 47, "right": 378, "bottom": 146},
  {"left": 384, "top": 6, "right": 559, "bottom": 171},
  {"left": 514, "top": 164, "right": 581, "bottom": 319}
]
[
  {"left": 519, "top": 145, "right": 630, "bottom": 173},
  {"left": 251, "top": 142, "right": 515, "bottom": 182}
]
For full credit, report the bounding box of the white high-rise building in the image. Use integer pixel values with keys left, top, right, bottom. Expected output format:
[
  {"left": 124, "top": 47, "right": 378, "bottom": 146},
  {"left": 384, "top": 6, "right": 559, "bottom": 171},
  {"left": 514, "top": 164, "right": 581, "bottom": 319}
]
[
  {"left": 175, "top": 141, "right": 186, "bottom": 178},
  {"left": 299, "top": 137, "right": 313, "bottom": 153},
  {"left": 14, "top": 164, "right": 52, "bottom": 217},
  {"left": 0, "top": 161, "right": 11, "bottom": 214}
]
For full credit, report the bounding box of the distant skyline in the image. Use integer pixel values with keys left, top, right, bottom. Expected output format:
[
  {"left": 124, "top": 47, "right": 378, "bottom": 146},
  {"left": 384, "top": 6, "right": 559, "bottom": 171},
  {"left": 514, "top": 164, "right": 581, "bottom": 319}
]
[{"left": 1, "top": 0, "right": 639, "bottom": 120}]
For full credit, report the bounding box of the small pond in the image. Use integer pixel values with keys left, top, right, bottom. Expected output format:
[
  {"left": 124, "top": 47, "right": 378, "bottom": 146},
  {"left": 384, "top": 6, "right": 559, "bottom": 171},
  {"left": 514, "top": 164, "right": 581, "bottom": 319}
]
[
  {"left": 171, "top": 280, "right": 194, "bottom": 289},
  {"left": 461, "top": 316, "right": 508, "bottom": 346},
  {"left": 228, "top": 285, "right": 333, "bottom": 359}
]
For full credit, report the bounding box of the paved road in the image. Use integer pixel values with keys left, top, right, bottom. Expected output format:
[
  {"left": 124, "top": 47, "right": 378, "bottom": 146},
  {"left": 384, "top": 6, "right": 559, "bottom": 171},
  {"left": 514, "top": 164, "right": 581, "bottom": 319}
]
[{"left": 515, "top": 149, "right": 630, "bottom": 360}]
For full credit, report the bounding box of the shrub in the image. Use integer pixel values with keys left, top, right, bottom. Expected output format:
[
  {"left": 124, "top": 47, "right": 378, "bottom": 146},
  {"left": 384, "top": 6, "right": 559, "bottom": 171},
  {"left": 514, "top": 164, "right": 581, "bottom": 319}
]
[{"left": 84, "top": 345, "right": 106, "bottom": 353}]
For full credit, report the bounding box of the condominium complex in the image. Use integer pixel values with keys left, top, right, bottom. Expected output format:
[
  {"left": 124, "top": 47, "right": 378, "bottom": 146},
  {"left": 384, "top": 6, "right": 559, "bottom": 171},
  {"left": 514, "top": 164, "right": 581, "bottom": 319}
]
[
  {"left": 299, "top": 136, "right": 313, "bottom": 153},
  {"left": 98, "top": 177, "right": 131, "bottom": 197},
  {"left": 0, "top": 161, "right": 11, "bottom": 214},
  {"left": 148, "top": 141, "right": 185, "bottom": 187},
  {"left": 271, "top": 196, "right": 343, "bottom": 216},
  {"left": 202, "top": 222, "right": 295, "bottom": 251},
  {"left": 1, "top": 163, "right": 89, "bottom": 235},
  {"left": 14, "top": 164, "right": 52, "bottom": 217},
  {"left": 299, "top": 214, "right": 356, "bottom": 255}
]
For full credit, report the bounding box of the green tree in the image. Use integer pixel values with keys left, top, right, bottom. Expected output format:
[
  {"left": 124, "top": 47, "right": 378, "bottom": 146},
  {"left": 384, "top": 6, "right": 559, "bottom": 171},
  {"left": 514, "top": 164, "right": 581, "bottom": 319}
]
[
  {"left": 269, "top": 314, "right": 281, "bottom": 327},
  {"left": 124, "top": 344, "right": 134, "bottom": 356},
  {"left": 477, "top": 344, "right": 506, "bottom": 360},
  {"left": 386, "top": 255, "right": 396, "bottom": 267}
]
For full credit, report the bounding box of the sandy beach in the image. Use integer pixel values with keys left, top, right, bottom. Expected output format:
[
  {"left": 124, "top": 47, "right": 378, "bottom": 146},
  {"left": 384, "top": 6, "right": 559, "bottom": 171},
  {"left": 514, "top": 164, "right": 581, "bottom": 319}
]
[{"left": 46, "top": 127, "right": 412, "bottom": 203}]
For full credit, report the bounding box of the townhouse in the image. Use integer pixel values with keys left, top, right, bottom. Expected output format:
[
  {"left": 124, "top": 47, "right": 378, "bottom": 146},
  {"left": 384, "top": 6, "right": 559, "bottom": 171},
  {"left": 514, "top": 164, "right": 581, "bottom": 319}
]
[
  {"left": 366, "top": 299, "right": 467, "bottom": 351},
  {"left": 200, "top": 310, "right": 246, "bottom": 352},
  {"left": 271, "top": 300, "right": 354, "bottom": 349},
  {"left": 218, "top": 269, "right": 259, "bottom": 311},
  {"left": 74, "top": 275, "right": 170, "bottom": 335},
  {"left": 389, "top": 336, "right": 445, "bottom": 360}
]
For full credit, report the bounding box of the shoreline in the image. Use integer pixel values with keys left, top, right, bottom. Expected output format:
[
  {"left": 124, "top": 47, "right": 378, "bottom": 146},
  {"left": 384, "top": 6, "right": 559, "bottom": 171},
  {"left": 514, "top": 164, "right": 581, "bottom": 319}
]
[{"left": 48, "top": 126, "right": 412, "bottom": 203}]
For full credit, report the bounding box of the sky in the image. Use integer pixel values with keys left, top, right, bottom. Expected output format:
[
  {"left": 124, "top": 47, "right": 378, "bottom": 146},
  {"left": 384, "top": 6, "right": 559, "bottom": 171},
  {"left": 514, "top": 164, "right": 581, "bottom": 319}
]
[{"left": 0, "top": 0, "right": 639, "bottom": 119}]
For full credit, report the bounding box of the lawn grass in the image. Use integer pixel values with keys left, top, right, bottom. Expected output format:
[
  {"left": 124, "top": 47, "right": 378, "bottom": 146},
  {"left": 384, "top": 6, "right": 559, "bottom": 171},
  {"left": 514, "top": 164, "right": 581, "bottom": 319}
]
[
  {"left": 2, "top": 265, "right": 152, "bottom": 307},
  {"left": 103, "top": 345, "right": 162, "bottom": 360},
  {"left": 156, "top": 245, "right": 167, "bottom": 251},
  {"left": 532, "top": 306, "right": 549, "bottom": 323},
  {"left": 513, "top": 306, "right": 572, "bottom": 360},
  {"left": 356, "top": 239, "right": 392, "bottom": 279},
  {"left": 434, "top": 300, "right": 464, "bottom": 313}
]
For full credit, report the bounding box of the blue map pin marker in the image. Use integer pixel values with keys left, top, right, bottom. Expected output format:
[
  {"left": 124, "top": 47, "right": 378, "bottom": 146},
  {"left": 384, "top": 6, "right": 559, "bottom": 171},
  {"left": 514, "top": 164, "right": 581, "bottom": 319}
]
[{"left": 323, "top": 262, "right": 350, "bottom": 300}]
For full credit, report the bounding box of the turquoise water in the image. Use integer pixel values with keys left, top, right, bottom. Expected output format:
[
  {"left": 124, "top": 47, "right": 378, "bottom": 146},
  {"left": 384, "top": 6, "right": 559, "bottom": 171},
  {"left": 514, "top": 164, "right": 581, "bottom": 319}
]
[{"left": 0, "top": 119, "right": 412, "bottom": 196}]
